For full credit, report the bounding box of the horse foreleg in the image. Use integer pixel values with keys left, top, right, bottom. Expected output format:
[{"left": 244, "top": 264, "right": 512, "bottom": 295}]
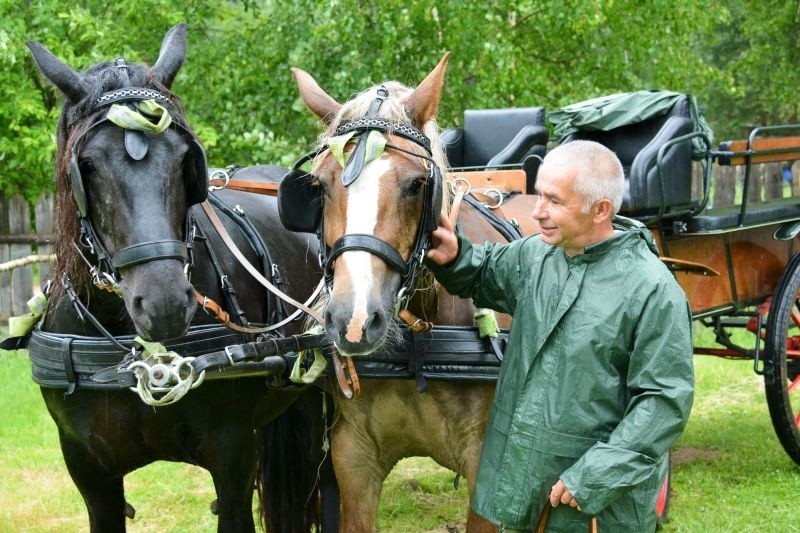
[
  {"left": 336, "top": 469, "right": 384, "bottom": 533},
  {"left": 467, "top": 510, "right": 499, "bottom": 533},
  {"left": 58, "top": 436, "right": 127, "bottom": 532},
  {"left": 331, "top": 429, "right": 387, "bottom": 533},
  {"left": 205, "top": 433, "right": 258, "bottom": 533}
]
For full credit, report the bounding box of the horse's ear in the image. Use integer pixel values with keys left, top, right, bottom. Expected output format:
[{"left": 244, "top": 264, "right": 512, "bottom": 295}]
[
  {"left": 292, "top": 67, "right": 342, "bottom": 125},
  {"left": 152, "top": 22, "right": 187, "bottom": 88},
  {"left": 405, "top": 52, "right": 450, "bottom": 127},
  {"left": 26, "top": 41, "right": 90, "bottom": 103}
]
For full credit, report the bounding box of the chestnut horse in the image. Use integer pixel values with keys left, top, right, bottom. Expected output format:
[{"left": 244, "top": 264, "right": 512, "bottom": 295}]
[
  {"left": 25, "top": 24, "right": 323, "bottom": 532},
  {"left": 282, "top": 54, "right": 537, "bottom": 531}
]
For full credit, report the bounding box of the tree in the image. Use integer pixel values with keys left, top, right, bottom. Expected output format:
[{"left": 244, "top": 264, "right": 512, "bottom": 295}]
[
  {"left": 698, "top": 0, "right": 800, "bottom": 140},
  {"left": 3, "top": 0, "right": 795, "bottom": 203}
]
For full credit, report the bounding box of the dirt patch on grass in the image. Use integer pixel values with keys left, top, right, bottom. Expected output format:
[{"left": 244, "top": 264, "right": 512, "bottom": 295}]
[{"left": 672, "top": 446, "right": 721, "bottom": 465}]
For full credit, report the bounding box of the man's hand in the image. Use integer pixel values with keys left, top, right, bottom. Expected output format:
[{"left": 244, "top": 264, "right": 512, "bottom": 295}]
[
  {"left": 426, "top": 213, "right": 459, "bottom": 266},
  {"left": 549, "top": 479, "right": 582, "bottom": 511}
]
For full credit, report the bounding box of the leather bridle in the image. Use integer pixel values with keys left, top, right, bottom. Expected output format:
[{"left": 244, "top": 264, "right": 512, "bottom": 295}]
[
  {"left": 65, "top": 70, "right": 207, "bottom": 291},
  {"left": 280, "top": 89, "right": 443, "bottom": 299}
]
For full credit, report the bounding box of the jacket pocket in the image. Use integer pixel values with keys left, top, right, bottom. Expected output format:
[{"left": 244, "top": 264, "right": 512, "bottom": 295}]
[{"left": 531, "top": 426, "right": 600, "bottom": 459}]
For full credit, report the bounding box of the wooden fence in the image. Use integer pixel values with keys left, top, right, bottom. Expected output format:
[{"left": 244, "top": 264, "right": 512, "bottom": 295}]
[{"left": 0, "top": 192, "right": 54, "bottom": 321}]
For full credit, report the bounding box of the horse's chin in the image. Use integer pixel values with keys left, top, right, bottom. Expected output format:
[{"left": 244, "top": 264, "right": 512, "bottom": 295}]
[{"left": 132, "top": 320, "right": 192, "bottom": 343}]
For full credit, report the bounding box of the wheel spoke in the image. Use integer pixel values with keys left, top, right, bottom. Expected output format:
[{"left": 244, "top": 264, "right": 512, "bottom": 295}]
[
  {"left": 792, "top": 306, "right": 800, "bottom": 327},
  {"left": 790, "top": 375, "right": 800, "bottom": 394}
]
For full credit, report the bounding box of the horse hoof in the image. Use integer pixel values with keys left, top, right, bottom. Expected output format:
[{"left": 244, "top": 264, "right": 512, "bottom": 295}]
[
  {"left": 124, "top": 502, "right": 136, "bottom": 519},
  {"left": 210, "top": 498, "right": 218, "bottom": 515}
]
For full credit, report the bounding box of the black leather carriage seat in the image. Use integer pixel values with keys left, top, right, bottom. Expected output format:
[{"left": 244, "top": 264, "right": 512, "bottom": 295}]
[
  {"left": 684, "top": 197, "right": 800, "bottom": 232},
  {"left": 440, "top": 107, "right": 549, "bottom": 193},
  {"left": 561, "top": 95, "right": 695, "bottom": 218}
]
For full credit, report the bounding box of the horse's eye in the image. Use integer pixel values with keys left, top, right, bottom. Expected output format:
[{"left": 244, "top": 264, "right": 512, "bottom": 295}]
[
  {"left": 79, "top": 159, "right": 97, "bottom": 176},
  {"left": 407, "top": 177, "right": 425, "bottom": 196}
]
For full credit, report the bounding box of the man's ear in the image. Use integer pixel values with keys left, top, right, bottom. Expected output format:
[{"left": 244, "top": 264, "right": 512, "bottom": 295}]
[{"left": 593, "top": 198, "right": 615, "bottom": 223}]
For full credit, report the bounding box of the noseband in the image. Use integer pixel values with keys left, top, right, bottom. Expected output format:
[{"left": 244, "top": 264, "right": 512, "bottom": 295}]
[{"left": 67, "top": 59, "right": 208, "bottom": 290}]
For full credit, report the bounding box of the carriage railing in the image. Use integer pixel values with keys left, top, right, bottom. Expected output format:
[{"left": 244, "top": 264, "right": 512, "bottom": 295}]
[
  {"left": 551, "top": 125, "right": 800, "bottom": 232},
  {"left": 711, "top": 124, "right": 800, "bottom": 228}
]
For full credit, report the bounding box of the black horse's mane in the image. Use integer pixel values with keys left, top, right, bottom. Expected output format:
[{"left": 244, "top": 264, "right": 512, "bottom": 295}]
[{"left": 51, "top": 59, "right": 189, "bottom": 295}]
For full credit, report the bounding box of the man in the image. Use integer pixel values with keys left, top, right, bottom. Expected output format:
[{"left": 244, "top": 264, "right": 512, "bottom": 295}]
[{"left": 426, "top": 140, "right": 694, "bottom": 531}]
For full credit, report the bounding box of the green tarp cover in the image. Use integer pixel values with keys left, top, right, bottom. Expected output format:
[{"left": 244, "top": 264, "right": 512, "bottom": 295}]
[{"left": 549, "top": 90, "right": 713, "bottom": 157}]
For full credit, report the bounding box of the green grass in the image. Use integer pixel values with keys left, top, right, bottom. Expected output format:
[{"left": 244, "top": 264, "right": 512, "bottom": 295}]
[{"left": 2, "top": 322, "right": 799, "bottom": 531}]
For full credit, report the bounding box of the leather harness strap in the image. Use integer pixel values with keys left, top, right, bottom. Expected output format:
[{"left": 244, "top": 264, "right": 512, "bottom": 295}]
[
  {"left": 330, "top": 348, "right": 361, "bottom": 399},
  {"left": 199, "top": 200, "right": 324, "bottom": 324},
  {"left": 448, "top": 180, "right": 469, "bottom": 227},
  {"left": 208, "top": 178, "right": 281, "bottom": 196},
  {"left": 398, "top": 308, "right": 433, "bottom": 333},
  {"left": 198, "top": 198, "right": 361, "bottom": 396},
  {"left": 192, "top": 290, "right": 277, "bottom": 335}
]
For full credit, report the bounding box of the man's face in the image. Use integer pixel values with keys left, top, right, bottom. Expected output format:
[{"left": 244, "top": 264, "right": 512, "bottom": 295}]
[{"left": 532, "top": 164, "right": 597, "bottom": 256}]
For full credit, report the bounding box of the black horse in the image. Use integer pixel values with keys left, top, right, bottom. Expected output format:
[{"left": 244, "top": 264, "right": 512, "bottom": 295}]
[{"left": 25, "top": 23, "right": 325, "bottom": 532}]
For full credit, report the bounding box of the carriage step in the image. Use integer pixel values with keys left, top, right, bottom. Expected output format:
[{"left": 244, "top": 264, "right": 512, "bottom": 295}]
[{"left": 717, "top": 316, "right": 759, "bottom": 328}]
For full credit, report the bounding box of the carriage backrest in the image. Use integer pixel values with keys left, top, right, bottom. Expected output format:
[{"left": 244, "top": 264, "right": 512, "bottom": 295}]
[
  {"left": 561, "top": 95, "right": 696, "bottom": 217},
  {"left": 441, "top": 107, "right": 548, "bottom": 193}
]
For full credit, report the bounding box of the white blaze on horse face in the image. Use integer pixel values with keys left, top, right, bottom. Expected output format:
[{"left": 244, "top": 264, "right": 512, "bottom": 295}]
[{"left": 341, "top": 156, "right": 391, "bottom": 343}]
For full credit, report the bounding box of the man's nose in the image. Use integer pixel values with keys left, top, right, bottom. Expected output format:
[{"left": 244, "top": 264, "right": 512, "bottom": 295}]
[{"left": 532, "top": 199, "right": 545, "bottom": 219}]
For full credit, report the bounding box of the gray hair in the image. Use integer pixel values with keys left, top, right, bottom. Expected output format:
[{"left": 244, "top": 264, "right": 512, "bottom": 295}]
[{"left": 541, "top": 140, "right": 625, "bottom": 214}]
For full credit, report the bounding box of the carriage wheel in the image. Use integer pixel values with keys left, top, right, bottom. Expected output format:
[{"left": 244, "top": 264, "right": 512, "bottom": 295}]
[{"left": 764, "top": 251, "right": 800, "bottom": 467}]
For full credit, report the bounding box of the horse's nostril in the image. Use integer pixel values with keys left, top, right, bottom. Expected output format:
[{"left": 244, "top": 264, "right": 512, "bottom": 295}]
[
  {"left": 324, "top": 308, "right": 338, "bottom": 339},
  {"left": 364, "top": 310, "right": 384, "bottom": 344}
]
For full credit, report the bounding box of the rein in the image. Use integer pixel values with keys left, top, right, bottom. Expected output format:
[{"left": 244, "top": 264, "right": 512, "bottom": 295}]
[
  {"left": 196, "top": 198, "right": 361, "bottom": 395},
  {"left": 199, "top": 201, "right": 324, "bottom": 324}
]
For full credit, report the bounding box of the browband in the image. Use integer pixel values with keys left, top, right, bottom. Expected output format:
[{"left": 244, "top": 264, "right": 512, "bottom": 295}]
[
  {"left": 94, "top": 87, "right": 174, "bottom": 110},
  {"left": 334, "top": 117, "right": 432, "bottom": 153}
]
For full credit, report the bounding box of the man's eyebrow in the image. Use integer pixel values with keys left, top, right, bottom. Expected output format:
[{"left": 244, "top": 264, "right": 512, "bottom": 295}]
[{"left": 538, "top": 189, "right": 562, "bottom": 201}]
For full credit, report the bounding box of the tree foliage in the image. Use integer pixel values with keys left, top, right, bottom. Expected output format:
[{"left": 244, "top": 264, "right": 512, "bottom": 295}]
[{"left": 1, "top": 0, "right": 796, "bottom": 202}]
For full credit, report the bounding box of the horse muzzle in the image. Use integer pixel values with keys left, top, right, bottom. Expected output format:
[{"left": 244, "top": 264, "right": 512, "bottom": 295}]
[{"left": 121, "top": 261, "right": 197, "bottom": 341}]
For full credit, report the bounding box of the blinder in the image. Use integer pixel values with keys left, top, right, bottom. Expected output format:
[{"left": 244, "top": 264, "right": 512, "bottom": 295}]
[
  {"left": 183, "top": 134, "right": 209, "bottom": 206},
  {"left": 424, "top": 163, "right": 443, "bottom": 234},
  {"left": 277, "top": 150, "right": 323, "bottom": 233}
]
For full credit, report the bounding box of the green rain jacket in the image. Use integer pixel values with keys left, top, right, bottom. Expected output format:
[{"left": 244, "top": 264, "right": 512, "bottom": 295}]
[{"left": 426, "top": 216, "right": 694, "bottom": 531}]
